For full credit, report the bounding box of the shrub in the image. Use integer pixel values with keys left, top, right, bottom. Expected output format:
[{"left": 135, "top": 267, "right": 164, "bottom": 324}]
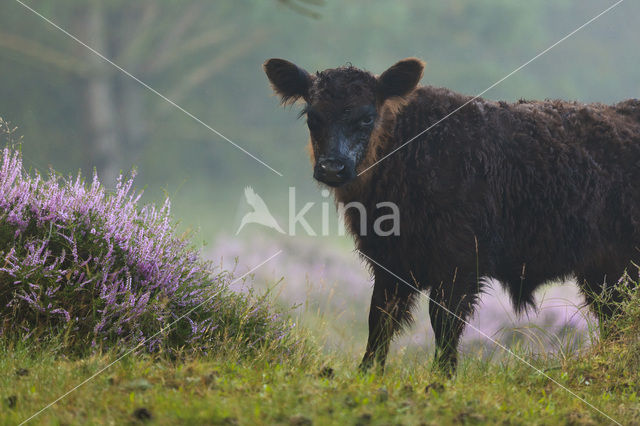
[{"left": 0, "top": 136, "right": 294, "bottom": 356}]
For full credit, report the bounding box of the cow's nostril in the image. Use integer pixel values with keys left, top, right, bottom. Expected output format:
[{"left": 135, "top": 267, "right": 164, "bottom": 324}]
[
  {"left": 314, "top": 159, "right": 353, "bottom": 186},
  {"left": 320, "top": 160, "right": 345, "bottom": 174}
]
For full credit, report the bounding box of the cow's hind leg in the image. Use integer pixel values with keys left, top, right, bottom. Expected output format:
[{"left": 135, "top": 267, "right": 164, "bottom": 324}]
[
  {"left": 359, "top": 267, "right": 419, "bottom": 373},
  {"left": 428, "top": 276, "right": 480, "bottom": 375},
  {"left": 576, "top": 264, "right": 630, "bottom": 334}
]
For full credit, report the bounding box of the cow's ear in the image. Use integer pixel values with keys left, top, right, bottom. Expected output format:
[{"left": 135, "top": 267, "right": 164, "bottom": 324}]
[
  {"left": 377, "top": 58, "right": 424, "bottom": 101},
  {"left": 264, "top": 58, "right": 313, "bottom": 105}
]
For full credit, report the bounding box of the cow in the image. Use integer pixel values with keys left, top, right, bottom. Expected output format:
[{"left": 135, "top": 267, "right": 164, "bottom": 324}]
[{"left": 263, "top": 57, "right": 640, "bottom": 373}]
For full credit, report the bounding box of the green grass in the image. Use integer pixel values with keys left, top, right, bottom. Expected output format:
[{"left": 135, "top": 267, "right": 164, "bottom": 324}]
[
  {"left": 2, "top": 315, "right": 639, "bottom": 425},
  {"left": 3, "top": 269, "right": 640, "bottom": 426}
]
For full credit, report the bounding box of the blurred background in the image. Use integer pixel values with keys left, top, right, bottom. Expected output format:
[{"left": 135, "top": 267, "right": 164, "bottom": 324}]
[{"left": 1, "top": 0, "right": 638, "bottom": 358}]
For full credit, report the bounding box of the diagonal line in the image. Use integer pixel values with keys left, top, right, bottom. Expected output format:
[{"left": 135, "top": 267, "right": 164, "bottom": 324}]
[
  {"left": 358, "top": 250, "right": 621, "bottom": 425},
  {"left": 13, "top": 0, "right": 283, "bottom": 177},
  {"left": 358, "top": 0, "right": 626, "bottom": 176},
  {"left": 19, "top": 250, "right": 283, "bottom": 425}
]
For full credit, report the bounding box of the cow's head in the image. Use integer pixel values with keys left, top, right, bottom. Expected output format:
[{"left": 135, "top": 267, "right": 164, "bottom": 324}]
[{"left": 264, "top": 58, "right": 424, "bottom": 187}]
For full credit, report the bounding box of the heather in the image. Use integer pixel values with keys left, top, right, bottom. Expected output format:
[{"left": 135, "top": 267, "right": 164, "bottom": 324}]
[{"left": 0, "top": 145, "right": 294, "bottom": 355}]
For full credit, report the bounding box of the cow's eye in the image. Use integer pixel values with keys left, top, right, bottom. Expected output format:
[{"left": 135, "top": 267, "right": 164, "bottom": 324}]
[{"left": 359, "top": 116, "right": 374, "bottom": 127}]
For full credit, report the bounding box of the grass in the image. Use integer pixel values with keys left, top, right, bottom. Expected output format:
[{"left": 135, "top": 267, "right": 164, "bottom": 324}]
[
  {"left": 0, "top": 342, "right": 636, "bottom": 425},
  {"left": 3, "top": 292, "right": 640, "bottom": 426}
]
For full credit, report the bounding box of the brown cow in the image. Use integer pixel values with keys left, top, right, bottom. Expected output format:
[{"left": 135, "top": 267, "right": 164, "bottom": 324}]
[{"left": 264, "top": 57, "right": 640, "bottom": 373}]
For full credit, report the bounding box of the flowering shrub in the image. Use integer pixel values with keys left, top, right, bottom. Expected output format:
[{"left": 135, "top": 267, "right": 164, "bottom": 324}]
[{"left": 0, "top": 140, "right": 293, "bottom": 354}]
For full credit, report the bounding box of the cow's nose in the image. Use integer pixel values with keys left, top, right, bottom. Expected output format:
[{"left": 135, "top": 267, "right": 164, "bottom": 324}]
[
  {"left": 314, "top": 158, "right": 353, "bottom": 187},
  {"left": 319, "top": 159, "right": 345, "bottom": 175}
]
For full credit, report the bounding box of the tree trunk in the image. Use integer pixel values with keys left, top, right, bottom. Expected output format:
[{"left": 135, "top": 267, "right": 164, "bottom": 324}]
[
  {"left": 79, "top": 4, "right": 121, "bottom": 188},
  {"left": 119, "top": 78, "right": 147, "bottom": 167}
]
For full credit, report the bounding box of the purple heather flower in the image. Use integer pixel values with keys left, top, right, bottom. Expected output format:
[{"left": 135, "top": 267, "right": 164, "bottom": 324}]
[{"left": 0, "top": 147, "right": 291, "bottom": 352}]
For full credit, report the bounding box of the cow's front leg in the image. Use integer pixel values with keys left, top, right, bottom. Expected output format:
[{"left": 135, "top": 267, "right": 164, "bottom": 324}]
[
  {"left": 428, "top": 276, "right": 479, "bottom": 375},
  {"left": 359, "top": 267, "right": 418, "bottom": 373}
]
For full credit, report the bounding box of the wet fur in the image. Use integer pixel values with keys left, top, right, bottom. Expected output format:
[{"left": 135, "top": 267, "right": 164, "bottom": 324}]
[
  {"left": 337, "top": 85, "right": 640, "bottom": 372},
  {"left": 338, "top": 89, "right": 640, "bottom": 313}
]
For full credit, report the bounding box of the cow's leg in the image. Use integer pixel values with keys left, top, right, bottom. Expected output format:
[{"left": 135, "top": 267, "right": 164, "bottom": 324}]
[
  {"left": 428, "top": 277, "right": 479, "bottom": 375},
  {"left": 576, "top": 264, "right": 628, "bottom": 334},
  {"left": 359, "top": 268, "right": 418, "bottom": 373}
]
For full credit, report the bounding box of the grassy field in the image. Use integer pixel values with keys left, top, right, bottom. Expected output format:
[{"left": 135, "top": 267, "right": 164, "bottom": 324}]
[{"left": 2, "top": 316, "right": 639, "bottom": 426}]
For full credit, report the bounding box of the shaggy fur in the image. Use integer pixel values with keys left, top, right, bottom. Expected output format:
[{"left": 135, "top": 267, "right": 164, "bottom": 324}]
[{"left": 264, "top": 58, "right": 640, "bottom": 373}]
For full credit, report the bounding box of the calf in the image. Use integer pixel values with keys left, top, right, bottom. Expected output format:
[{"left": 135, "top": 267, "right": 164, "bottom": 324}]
[{"left": 264, "top": 57, "right": 640, "bottom": 373}]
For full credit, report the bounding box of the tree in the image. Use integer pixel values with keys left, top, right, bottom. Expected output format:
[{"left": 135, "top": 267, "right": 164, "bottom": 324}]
[{"left": 1, "top": 1, "right": 275, "bottom": 185}]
